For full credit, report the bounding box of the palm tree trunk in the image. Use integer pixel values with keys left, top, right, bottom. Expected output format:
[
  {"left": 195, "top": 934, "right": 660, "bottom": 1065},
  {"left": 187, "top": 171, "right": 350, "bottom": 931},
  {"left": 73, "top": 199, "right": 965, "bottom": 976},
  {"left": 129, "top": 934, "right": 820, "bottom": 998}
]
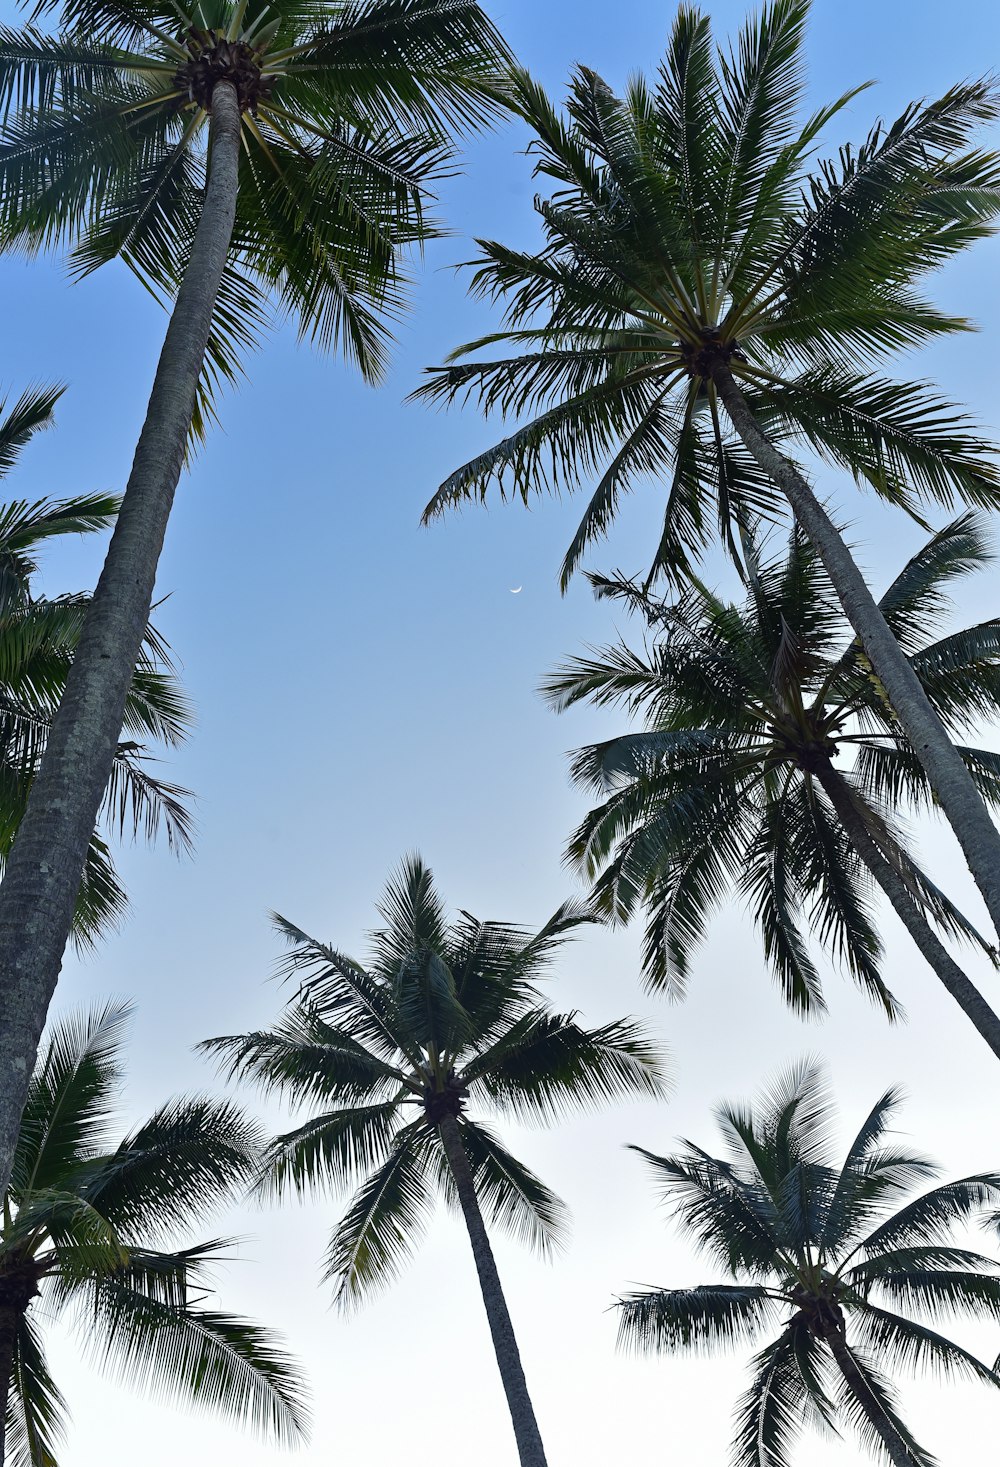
[
  {"left": 713, "top": 363, "right": 1000, "bottom": 949},
  {"left": 827, "top": 1335, "right": 920, "bottom": 1467},
  {"left": 437, "top": 1112, "right": 548, "bottom": 1467},
  {"left": 812, "top": 760, "right": 1000, "bottom": 1061},
  {"left": 0, "top": 81, "right": 242, "bottom": 1196}
]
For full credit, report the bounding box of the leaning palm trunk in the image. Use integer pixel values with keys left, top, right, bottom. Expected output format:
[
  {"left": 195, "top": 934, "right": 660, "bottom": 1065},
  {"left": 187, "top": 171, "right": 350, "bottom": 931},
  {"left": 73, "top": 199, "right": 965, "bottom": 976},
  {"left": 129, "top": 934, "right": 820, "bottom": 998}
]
[
  {"left": 714, "top": 364, "right": 1000, "bottom": 949},
  {"left": 437, "top": 1112, "right": 549, "bottom": 1467},
  {"left": 811, "top": 759, "right": 1000, "bottom": 1061},
  {"left": 0, "top": 82, "right": 242, "bottom": 1195},
  {"left": 827, "top": 1335, "right": 918, "bottom": 1467}
]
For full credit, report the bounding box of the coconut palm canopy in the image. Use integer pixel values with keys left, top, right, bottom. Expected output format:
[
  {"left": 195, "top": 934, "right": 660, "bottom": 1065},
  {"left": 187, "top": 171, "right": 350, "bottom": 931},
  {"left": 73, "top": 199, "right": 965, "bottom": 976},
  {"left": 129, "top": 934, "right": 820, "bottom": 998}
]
[
  {"left": 617, "top": 1063, "right": 1000, "bottom": 1467},
  {"left": 0, "top": 386, "right": 192, "bottom": 943},
  {"left": 543, "top": 514, "right": 1000, "bottom": 1011},
  {"left": 0, "top": 0, "right": 514, "bottom": 411},
  {"left": 0, "top": 1001, "right": 308, "bottom": 1467},
  {"left": 417, "top": 0, "right": 1000, "bottom": 589},
  {"left": 203, "top": 855, "right": 668, "bottom": 1307}
]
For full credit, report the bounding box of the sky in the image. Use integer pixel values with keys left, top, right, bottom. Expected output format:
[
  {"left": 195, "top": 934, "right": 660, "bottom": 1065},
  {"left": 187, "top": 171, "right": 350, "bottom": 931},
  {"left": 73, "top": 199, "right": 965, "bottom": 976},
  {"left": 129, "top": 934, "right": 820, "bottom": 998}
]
[{"left": 3, "top": 0, "right": 1000, "bottom": 1463}]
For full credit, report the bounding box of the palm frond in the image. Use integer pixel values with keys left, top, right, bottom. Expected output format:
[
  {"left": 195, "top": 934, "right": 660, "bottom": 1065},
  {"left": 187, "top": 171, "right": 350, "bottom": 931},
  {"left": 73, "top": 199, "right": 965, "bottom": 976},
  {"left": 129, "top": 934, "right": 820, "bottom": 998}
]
[
  {"left": 11, "top": 1000, "right": 131, "bottom": 1202},
  {"left": 446, "top": 1116, "right": 568, "bottom": 1256},
  {"left": 83, "top": 1269, "right": 310, "bottom": 1445},
  {"left": 80, "top": 1097, "right": 263, "bottom": 1242},
  {"left": 616, "top": 1282, "right": 777, "bottom": 1356},
  {"left": 5, "top": 1313, "right": 67, "bottom": 1467},
  {"left": 831, "top": 1341, "right": 935, "bottom": 1467},
  {"left": 465, "top": 1007, "right": 668, "bottom": 1123},
  {"left": 848, "top": 1302, "right": 1000, "bottom": 1386},
  {"left": 261, "top": 1100, "right": 404, "bottom": 1198},
  {"left": 731, "top": 1325, "right": 815, "bottom": 1467},
  {"left": 324, "top": 1121, "right": 436, "bottom": 1307},
  {"left": 0, "top": 383, "right": 63, "bottom": 479}
]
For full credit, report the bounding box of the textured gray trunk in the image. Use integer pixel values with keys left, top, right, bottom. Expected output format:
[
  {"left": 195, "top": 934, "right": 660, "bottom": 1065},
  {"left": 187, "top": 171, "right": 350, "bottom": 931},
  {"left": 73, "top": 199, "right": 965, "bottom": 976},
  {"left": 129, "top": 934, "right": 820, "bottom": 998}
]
[
  {"left": 828, "top": 1335, "right": 919, "bottom": 1467},
  {"left": 437, "top": 1113, "right": 548, "bottom": 1467},
  {"left": 813, "top": 761, "right": 1000, "bottom": 1061},
  {"left": 0, "top": 82, "right": 242, "bottom": 1196},
  {"left": 714, "top": 364, "right": 1000, "bottom": 946}
]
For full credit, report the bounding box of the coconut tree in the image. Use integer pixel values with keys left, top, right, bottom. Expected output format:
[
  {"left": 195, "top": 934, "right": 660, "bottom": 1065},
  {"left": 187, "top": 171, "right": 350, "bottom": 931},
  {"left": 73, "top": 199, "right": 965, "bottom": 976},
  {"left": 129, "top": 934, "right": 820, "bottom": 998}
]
[
  {"left": 0, "top": 385, "right": 192, "bottom": 944},
  {"left": 0, "top": 999, "right": 308, "bottom": 1465},
  {"left": 616, "top": 1062, "right": 1000, "bottom": 1467},
  {"left": 203, "top": 854, "right": 667, "bottom": 1467},
  {"left": 415, "top": 0, "right": 1000, "bottom": 962},
  {"left": 0, "top": 0, "right": 514, "bottom": 1192},
  {"left": 544, "top": 514, "right": 1000, "bottom": 1059}
]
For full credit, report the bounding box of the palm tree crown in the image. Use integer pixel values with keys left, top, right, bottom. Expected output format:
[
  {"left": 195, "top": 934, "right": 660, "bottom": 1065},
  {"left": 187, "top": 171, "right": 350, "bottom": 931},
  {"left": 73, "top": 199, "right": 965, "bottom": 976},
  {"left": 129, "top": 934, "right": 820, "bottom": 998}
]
[
  {"left": 617, "top": 1063, "right": 1000, "bottom": 1467},
  {"left": 205, "top": 857, "right": 666, "bottom": 1467},
  {"left": 0, "top": 387, "right": 192, "bottom": 943},
  {"left": 205, "top": 855, "right": 668, "bottom": 1304},
  {"left": 544, "top": 516, "right": 1000, "bottom": 1014},
  {"left": 0, "top": 1001, "right": 308, "bottom": 1466},
  {"left": 417, "top": 1, "right": 1000, "bottom": 587},
  {"left": 0, "top": 0, "right": 514, "bottom": 396}
]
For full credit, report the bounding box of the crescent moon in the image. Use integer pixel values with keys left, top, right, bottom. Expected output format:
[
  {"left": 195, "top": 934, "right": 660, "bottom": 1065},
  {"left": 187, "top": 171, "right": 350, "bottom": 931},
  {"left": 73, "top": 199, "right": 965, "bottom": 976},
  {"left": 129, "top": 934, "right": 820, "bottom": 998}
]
[{"left": 510, "top": 586, "right": 522, "bottom": 594}]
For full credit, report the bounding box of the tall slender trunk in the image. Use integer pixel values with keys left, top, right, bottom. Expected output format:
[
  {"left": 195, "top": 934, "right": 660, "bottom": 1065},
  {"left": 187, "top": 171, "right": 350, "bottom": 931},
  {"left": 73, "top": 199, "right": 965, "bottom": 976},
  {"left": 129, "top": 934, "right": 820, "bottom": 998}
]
[
  {"left": 0, "top": 82, "right": 242, "bottom": 1196},
  {"left": 437, "top": 1112, "right": 548, "bottom": 1467},
  {"left": 812, "top": 760, "right": 1000, "bottom": 1061},
  {"left": 713, "top": 363, "right": 1000, "bottom": 949},
  {"left": 827, "top": 1335, "right": 920, "bottom": 1467}
]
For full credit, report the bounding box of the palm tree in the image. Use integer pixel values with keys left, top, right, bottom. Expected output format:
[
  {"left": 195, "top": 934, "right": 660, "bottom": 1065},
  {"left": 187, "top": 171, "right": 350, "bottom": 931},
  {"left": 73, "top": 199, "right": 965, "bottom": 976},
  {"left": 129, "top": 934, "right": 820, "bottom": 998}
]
[
  {"left": 203, "top": 854, "right": 668, "bottom": 1467},
  {"left": 543, "top": 515, "right": 1000, "bottom": 1060},
  {"left": 414, "top": 0, "right": 1000, "bottom": 966},
  {"left": 0, "top": 387, "right": 193, "bottom": 945},
  {"left": 0, "top": 999, "right": 308, "bottom": 1465},
  {"left": 0, "top": 0, "right": 514, "bottom": 1192},
  {"left": 616, "top": 1061, "right": 1000, "bottom": 1467}
]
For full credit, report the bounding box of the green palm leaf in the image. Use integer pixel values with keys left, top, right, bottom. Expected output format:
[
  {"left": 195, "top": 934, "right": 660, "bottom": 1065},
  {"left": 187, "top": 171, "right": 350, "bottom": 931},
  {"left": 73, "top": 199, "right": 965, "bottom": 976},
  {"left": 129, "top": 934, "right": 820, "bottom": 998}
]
[
  {"left": 5, "top": 1314, "right": 66, "bottom": 1467},
  {"left": 10, "top": 1000, "right": 131, "bottom": 1201},
  {"left": 324, "top": 1120, "right": 436, "bottom": 1306},
  {"left": 80, "top": 1098, "right": 263, "bottom": 1241},
  {"left": 616, "top": 1282, "right": 777, "bottom": 1354},
  {"left": 84, "top": 1273, "right": 309, "bottom": 1444},
  {"left": 262, "top": 1100, "right": 404, "bottom": 1198},
  {"left": 445, "top": 1117, "right": 567, "bottom": 1256},
  {"left": 731, "top": 1325, "right": 815, "bottom": 1467}
]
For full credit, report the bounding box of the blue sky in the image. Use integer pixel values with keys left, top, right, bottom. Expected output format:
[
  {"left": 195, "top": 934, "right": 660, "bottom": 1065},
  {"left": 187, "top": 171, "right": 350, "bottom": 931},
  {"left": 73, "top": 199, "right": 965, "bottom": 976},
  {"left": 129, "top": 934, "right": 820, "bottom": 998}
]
[{"left": 4, "top": 0, "right": 1000, "bottom": 1462}]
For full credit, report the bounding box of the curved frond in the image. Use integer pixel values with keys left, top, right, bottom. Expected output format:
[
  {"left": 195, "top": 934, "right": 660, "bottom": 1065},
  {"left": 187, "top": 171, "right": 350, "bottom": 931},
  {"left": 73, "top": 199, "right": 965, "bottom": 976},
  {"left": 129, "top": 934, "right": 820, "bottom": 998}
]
[
  {"left": 5, "top": 1313, "right": 67, "bottom": 1467},
  {"left": 11, "top": 1000, "right": 131, "bottom": 1202},
  {"left": 325, "top": 1121, "right": 436, "bottom": 1307},
  {"left": 616, "top": 1282, "right": 777, "bottom": 1356},
  {"left": 464, "top": 1007, "right": 668, "bottom": 1122},
  {"left": 261, "top": 1100, "right": 404, "bottom": 1199},
  {"left": 83, "top": 1268, "right": 310, "bottom": 1445},
  {"left": 80, "top": 1096, "right": 264, "bottom": 1241},
  {"left": 449, "top": 1116, "right": 568, "bottom": 1255}
]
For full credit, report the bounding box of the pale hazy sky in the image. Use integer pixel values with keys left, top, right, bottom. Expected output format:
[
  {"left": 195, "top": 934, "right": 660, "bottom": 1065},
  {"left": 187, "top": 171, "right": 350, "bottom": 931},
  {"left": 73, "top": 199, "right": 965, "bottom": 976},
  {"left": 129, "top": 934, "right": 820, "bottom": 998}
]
[{"left": 4, "top": 1, "right": 1000, "bottom": 1463}]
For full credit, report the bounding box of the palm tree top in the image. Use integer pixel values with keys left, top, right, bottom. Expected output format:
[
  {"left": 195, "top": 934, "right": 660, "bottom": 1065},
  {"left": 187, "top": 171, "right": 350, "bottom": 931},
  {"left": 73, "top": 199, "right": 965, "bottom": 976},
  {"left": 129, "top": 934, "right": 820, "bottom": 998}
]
[
  {"left": 617, "top": 1061, "right": 1000, "bottom": 1467},
  {"left": 415, "top": 0, "right": 1000, "bottom": 586},
  {"left": 216, "top": 854, "right": 667, "bottom": 1126},
  {"left": 204, "top": 854, "right": 669, "bottom": 1304},
  {"left": 543, "top": 514, "right": 1000, "bottom": 1008},
  {"left": 2, "top": 1001, "right": 309, "bottom": 1463},
  {"left": 0, "top": 0, "right": 515, "bottom": 390}
]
